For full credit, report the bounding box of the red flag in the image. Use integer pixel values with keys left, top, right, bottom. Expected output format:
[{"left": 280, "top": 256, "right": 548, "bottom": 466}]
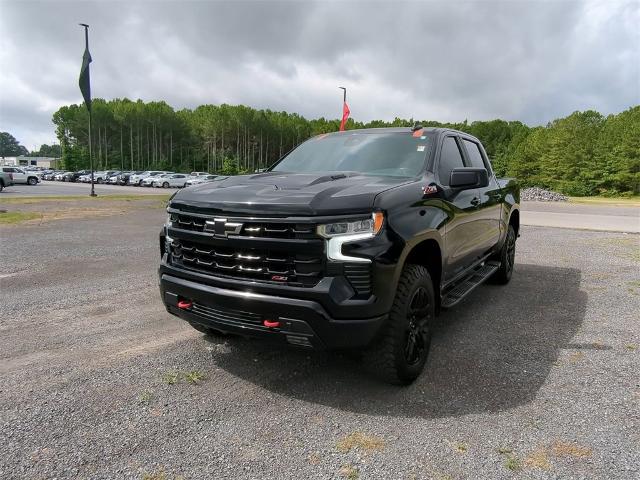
[{"left": 339, "top": 101, "right": 350, "bottom": 131}]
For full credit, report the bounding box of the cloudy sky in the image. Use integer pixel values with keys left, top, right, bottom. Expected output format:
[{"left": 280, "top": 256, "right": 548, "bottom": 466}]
[{"left": 0, "top": 0, "right": 638, "bottom": 149}]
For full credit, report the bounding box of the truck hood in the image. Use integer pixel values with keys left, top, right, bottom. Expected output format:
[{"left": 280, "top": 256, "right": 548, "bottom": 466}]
[{"left": 170, "top": 172, "right": 412, "bottom": 216}]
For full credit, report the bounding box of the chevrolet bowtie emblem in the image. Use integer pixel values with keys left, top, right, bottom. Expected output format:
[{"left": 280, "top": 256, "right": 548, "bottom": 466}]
[{"left": 204, "top": 218, "right": 243, "bottom": 237}]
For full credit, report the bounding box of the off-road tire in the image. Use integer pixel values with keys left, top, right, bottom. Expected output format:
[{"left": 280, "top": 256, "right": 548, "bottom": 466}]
[
  {"left": 366, "top": 264, "right": 435, "bottom": 385},
  {"left": 492, "top": 224, "right": 516, "bottom": 284}
]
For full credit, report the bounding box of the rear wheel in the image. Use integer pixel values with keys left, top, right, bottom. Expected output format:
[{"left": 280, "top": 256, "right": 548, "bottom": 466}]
[
  {"left": 492, "top": 224, "right": 516, "bottom": 284},
  {"left": 162, "top": 181, "right": 169, "bottom": 188},
  {"left": 366, "top": 264, "right": 435, "bottom": 385}
]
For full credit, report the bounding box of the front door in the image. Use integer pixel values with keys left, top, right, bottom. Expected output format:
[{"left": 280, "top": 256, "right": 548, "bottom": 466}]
[{"left": 437, "top": 135, "right": 482, "bottom": 281}]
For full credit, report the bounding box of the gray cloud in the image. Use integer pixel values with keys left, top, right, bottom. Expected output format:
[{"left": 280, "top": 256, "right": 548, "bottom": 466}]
[{"left": 0, "top": 0, "right": 638, "bottom": 148}]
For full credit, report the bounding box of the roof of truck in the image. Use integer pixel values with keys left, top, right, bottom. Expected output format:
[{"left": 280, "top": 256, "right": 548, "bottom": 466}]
[{"left": 322, "top": 126, "right": 468, "bottom": 136}]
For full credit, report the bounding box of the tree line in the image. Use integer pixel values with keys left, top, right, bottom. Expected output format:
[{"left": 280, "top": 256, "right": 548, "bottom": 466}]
[{"left": 47, "top": 100, "right": 638, "bottom": 196}]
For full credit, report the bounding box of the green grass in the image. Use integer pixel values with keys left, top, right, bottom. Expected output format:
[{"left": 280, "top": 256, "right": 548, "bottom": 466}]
[
  {"left": 569, "top": 196, "right": 640, "bottom": 206},
  {"left": 0, "top": 211, "right": 40, "bottom": 224},
  {"left": 185, "top": 370, "right": 205, "bottom": 384},
  {"left": 138, "top": 390, "right": 153, "bottom": 404},
  {"left": 504, "top": 454, "right": 522, "bottom": 471},
  {"left": 162, "top": 370, "right": 206, "bottom": 385},
  {"left": 1, "top": 194, "right": 170, "bottom": 204},
  {"left": 162, "top": 371, "right": 179, "bottom": 385}
]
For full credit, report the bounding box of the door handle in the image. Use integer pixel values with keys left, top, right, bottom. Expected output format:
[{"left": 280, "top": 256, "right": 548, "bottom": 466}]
[{"left": 471, "top": 197, "right": 480, "bottom": 207}]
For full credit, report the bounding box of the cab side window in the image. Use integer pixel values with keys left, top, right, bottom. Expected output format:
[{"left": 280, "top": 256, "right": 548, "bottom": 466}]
[
  {"left": 463, "top": 139, "right": 487, "bottom": 169},
  {"left": 438, "top": 137, "right": 465, "bottom": 186}
]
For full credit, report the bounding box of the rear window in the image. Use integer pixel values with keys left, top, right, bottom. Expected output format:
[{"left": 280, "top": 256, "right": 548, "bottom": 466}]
[{"left": 463, "top": 139, "right": 486, "bottom": 169}]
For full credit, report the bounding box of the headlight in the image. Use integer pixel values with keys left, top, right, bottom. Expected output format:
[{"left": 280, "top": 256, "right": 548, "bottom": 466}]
[
  {"left": 317, "top": 212, "right": 384, "bottom": 238},
  {"left": 317, "top": 212, "right": 384, "bottom": 263}
]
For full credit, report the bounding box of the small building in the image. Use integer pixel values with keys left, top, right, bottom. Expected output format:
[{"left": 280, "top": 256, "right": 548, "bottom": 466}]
[{"left": 1, "top": 156, "right": 60, "bottom": 168}]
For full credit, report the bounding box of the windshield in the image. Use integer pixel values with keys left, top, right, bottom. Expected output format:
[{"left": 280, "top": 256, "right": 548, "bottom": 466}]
[{"left": 272, "top": 132, "right": 431, "bottom": 177}]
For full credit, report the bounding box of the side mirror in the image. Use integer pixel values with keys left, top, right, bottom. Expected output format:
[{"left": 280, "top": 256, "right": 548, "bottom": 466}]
[{"left": 449, "top": 167, "right": 489, "bottom": 189}]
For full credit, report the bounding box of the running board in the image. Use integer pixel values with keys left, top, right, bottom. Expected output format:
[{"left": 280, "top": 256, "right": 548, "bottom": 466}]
[{"left": 441, "top": 261, "right": 500, "bottom": 309}]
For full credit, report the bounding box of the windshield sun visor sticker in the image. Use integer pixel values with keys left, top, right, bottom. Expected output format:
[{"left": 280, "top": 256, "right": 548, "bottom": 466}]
[{"left": 417, "top": 145, "right": 425, "bottom": 152}]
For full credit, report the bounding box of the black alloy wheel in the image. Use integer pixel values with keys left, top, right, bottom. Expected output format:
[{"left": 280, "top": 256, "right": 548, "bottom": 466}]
[{"left": 404, "top": 286, "right": 432, "bottom": 366}]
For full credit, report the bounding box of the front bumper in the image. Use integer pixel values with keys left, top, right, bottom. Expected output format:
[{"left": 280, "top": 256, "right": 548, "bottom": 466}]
[{"left": 160, "top": 270, "right": 387, "bottom": 349}]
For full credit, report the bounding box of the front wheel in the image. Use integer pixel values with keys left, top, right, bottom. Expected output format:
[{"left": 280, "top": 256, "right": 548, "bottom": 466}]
[
  {"left": 162, "top": 182, "right": 169, "bottom": 188},
  {"left": 491, "top": 224, "right": 516, "bottom": 284},
  {"left": 28, "top": 177, "right": 38, "bottom": 185},
  {"left": 366, "top": 264, "right": 435, "bottom": 385}
]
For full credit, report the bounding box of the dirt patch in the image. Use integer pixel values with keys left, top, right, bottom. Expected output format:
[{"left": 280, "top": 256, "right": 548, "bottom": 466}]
[{"left": 0, "top": 197, "right": 166, "bottom": 226}]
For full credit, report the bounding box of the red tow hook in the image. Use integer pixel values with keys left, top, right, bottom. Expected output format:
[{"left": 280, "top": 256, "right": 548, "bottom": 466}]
[
  {"left": 177, "top": 300, "right": 193, "bottom": 310},
  {"left": 263, "top": 319, "right": 280, "bottom": 328}
]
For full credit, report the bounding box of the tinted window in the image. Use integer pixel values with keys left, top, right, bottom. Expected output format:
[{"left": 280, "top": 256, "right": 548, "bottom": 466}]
[
  {"left": 438, "top": 137, "right": 464, "bottom": 185},
  {"left": 272, "top": 133, "right": 430, "bottom": 177},
  {"left": 463, "top": 139, "right": 486, "bottom": 169}
]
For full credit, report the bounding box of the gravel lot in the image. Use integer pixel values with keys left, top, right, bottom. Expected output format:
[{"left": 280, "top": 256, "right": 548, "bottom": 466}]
[{"left": 1, "top": 205, "right": 638, "bottom": 479}]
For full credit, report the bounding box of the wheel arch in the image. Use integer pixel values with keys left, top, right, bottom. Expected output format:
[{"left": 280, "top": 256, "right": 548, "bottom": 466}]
[
  {"left": 509, "top": 208, "right": 520, "bottom": 237},
  {"left": 393, "top": 233, "right": 444, "bottom": 311}
]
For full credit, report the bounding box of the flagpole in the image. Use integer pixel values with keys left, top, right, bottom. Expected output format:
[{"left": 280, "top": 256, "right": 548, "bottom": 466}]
[
  {"left": 79, "top": 23, "right": 96, "bottom": 197},
  {"left": 339, "top": 87, "right": 348, "bottom": 132}
]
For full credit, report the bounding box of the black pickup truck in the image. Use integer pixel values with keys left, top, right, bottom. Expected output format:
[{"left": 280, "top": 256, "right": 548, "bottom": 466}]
[{"left": 159, "top": 127, "right": 520, "bottom": 384}]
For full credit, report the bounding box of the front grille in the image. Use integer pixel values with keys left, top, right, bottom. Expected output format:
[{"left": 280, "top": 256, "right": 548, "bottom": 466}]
[
  {"left": 344, "top": 263, "right": 372, "bottom": 296},
  {"left": 170, "top": 238, "right": 323, "bottom": 287},
  {"left": 169, "top": 212, "right": 317, "bottom": 239},
  {"left": 191, "top": 301, "right": 262, "bottom": 326}
]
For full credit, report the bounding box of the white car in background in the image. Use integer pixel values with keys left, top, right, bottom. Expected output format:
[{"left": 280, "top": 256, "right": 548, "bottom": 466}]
[
  {"left": 93, "top": 171, "right": 117, "bottom": 184},
  {"left": 153, "top": 173, "right": 188, "bottom": 188},
  {"left": 1, "top": 167, "right": 41, "bottom": 185},
  {"left": 81, "top": 171, "right": 104, "bottom": 183},
  {"left": 185, "top": 174, "right": 217, "bottom": 186},
  {"left": 142, "top": 173, "right": 173, "bottom": 187},
  {"left": 130, "top": 171, "right": 167, "bottom": 186},
  {"left": 189, "top": 171, "right": 210, "bottom": 177}
]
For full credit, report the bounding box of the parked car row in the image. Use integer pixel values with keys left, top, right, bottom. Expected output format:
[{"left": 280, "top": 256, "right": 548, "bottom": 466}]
[{"left": 41, "top": 169, "right": 218, "bottom": 188}]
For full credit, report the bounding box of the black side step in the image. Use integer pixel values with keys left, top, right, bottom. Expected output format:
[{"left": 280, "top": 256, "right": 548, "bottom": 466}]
[{"left": 441, "top": 261, "right": 500, "bottom": 309}]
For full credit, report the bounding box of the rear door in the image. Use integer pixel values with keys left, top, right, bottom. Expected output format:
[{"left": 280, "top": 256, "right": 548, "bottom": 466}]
[
  {"left": 437, "top": 135, "right": 481, "bottom": 281},
  {"left": 4, "top": 167, "right": 26, "bottom": 183},
  {"left": 461, "top": 137, "right": 502, "bottom": 255}
]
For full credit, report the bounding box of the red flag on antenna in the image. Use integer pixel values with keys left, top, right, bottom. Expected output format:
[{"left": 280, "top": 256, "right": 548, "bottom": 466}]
[{"left": 339, "top": 101, "right": 350, "bottom": 131}]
